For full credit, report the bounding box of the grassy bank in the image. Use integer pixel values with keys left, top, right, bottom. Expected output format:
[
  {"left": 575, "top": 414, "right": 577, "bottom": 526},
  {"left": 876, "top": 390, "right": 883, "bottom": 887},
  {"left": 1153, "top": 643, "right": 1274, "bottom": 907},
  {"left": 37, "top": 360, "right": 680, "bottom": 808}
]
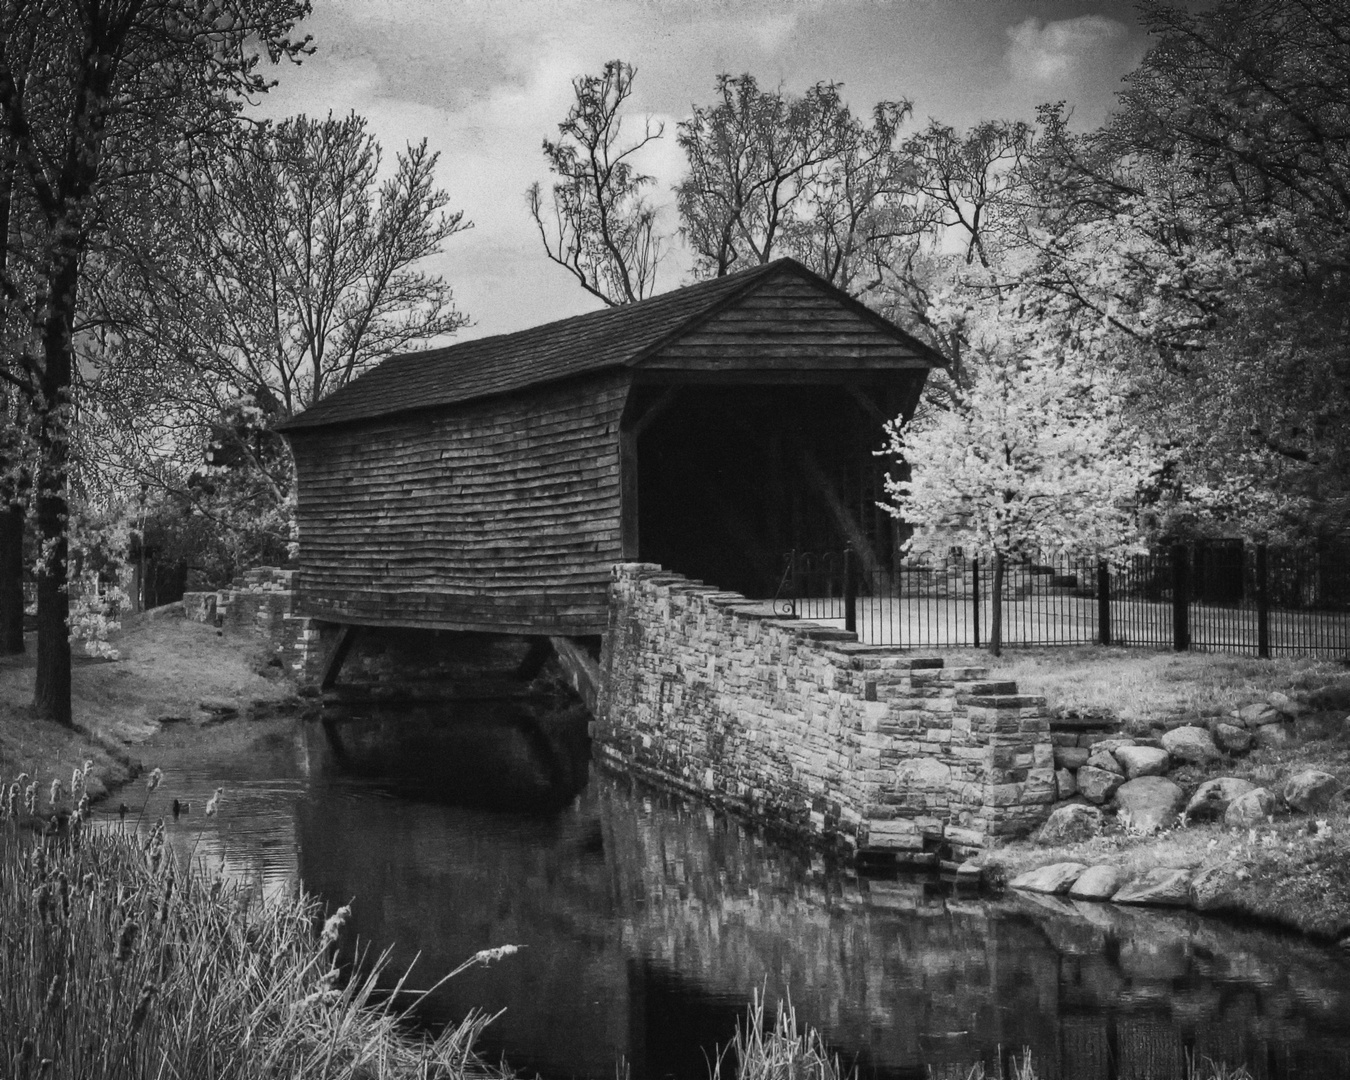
[{"left": 0, "top": 611, "right": 298, "bottom": 810}]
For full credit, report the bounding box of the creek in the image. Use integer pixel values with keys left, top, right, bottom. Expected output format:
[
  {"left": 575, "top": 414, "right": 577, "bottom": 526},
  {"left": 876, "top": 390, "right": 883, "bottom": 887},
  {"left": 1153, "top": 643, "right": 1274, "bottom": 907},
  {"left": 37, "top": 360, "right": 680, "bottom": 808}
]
[{"left": 102, "top": 707, "right": 1350, "bottom": 1080}]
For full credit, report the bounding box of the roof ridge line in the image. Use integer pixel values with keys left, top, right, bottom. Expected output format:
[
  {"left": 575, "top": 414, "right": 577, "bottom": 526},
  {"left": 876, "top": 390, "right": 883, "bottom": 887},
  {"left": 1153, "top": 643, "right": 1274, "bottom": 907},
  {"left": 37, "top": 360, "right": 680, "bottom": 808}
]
[{"left": 623, "top": 259, "right": 790, "bottom": 369}]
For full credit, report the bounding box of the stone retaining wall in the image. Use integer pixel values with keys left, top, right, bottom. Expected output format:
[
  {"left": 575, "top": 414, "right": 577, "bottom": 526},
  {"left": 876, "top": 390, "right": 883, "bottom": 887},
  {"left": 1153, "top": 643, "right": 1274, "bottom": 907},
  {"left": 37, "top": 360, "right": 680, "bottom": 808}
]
[
  {"left": 595, "top": 563, "right": 1056, "bottom": 859},
  {"left": 185, "top": 567, "right": 325, "bottom": 682}
]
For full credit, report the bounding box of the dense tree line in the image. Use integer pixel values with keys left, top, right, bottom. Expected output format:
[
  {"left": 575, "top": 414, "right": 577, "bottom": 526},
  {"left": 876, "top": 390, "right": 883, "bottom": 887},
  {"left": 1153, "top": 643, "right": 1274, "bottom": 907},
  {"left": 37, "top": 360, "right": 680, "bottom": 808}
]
[{"left": 531, "top": 1, "right": 1350, "bottom": 658}]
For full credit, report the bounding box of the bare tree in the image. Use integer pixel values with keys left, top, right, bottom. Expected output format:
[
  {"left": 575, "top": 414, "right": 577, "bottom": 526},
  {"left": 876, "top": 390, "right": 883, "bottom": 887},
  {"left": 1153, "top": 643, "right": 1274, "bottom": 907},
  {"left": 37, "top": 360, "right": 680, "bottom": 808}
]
[
  {"left": 676, "top": 75, "right": 925, "bottom": 294},
  {"left": 528, "top": 60, "right": 664, "bottom": 306},
  {"left": 81, "top": 111, "right": 471, "bottom": 570}
]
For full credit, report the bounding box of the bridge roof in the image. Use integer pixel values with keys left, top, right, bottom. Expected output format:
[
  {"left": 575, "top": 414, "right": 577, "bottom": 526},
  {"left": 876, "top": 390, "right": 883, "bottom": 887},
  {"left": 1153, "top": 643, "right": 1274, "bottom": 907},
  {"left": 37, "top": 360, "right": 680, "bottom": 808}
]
[{"left": 278, "top": 258, "right": 942, "bottom": 432}]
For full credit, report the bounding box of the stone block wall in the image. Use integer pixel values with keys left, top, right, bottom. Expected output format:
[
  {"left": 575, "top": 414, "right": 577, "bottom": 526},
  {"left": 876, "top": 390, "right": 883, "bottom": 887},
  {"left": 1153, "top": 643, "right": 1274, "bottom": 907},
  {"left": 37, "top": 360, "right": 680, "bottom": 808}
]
[
  {"left": 200, "top": 566, "right": 326, "bottom": 681},
  {"left": 595, "top": 564, "right": 1055, "bottom": 859}
]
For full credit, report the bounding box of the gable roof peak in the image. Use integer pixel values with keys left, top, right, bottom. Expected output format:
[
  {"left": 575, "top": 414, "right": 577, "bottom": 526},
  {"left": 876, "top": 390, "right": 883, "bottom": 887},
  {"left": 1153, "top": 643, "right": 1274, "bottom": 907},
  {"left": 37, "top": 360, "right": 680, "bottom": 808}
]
[{"left": 278, "top": 257, "right": 938, "bottom": 432}]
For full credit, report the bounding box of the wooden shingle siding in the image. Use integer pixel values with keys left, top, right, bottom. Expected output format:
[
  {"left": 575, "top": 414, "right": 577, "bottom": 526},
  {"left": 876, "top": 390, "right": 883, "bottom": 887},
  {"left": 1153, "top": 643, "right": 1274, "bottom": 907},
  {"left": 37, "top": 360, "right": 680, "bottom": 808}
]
[
  {"left": 644, "top": 275, "right": 930, "bottom": 371},
  {"left": 289, "top": 373, "right": 630, "bottom": 635}
]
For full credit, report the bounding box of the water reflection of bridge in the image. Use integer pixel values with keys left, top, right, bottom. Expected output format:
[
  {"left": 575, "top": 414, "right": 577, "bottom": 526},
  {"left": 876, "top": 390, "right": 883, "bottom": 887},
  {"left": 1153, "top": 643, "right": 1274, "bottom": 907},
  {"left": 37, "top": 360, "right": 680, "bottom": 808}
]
[{"left": 292, "top": 723, "right": 1350, "bottom": 1080}]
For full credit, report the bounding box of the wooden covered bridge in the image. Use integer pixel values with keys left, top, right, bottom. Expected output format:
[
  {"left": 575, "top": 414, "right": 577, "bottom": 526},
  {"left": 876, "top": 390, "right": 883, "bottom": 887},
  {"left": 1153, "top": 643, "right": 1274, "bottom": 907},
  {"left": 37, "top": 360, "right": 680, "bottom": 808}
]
[{"left": 277, "top": 258, "right": 941, "bottom": 690}]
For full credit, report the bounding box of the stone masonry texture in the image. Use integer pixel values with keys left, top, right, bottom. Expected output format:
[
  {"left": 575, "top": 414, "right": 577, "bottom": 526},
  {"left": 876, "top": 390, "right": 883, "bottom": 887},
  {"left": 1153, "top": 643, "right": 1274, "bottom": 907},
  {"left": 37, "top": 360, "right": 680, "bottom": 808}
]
[{"left": 595, "top": 564, "right": 1055, "bottom": 858}]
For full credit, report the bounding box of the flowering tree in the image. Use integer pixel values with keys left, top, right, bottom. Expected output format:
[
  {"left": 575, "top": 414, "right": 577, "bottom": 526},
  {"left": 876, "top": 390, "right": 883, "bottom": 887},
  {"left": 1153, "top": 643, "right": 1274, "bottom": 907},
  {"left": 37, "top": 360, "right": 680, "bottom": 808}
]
[{"left": 884, "top": 293, "right": 1153, "bottom": 654}]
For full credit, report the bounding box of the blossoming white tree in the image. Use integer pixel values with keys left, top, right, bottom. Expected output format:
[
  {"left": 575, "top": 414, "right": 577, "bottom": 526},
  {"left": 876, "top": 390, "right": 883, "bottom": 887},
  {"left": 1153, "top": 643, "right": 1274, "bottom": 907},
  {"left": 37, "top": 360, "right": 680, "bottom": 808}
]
[{"left": 883, "top": 291, "right": 1154, "bottom": 654}]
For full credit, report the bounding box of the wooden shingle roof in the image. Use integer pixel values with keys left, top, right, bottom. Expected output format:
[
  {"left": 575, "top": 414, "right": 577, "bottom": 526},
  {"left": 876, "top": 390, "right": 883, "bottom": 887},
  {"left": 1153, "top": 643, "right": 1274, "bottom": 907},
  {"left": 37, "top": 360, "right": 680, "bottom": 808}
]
[{"left": 278, "top": 258, "right": 941, "bottom": 432}]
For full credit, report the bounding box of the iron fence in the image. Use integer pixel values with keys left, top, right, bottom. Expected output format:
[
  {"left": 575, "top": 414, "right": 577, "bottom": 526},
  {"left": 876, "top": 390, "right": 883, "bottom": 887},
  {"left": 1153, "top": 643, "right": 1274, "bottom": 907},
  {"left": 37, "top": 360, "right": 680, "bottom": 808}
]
[{"left": 769, "top": 543, "right": 1350, "bottom": 658}]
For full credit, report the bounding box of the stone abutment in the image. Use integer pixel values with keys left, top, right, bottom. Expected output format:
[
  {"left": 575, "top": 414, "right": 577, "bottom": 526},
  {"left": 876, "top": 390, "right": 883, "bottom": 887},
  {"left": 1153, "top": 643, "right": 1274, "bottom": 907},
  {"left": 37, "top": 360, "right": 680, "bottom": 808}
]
[{"left": 595, "top": 564, "right": 1056, "bottom": 859}]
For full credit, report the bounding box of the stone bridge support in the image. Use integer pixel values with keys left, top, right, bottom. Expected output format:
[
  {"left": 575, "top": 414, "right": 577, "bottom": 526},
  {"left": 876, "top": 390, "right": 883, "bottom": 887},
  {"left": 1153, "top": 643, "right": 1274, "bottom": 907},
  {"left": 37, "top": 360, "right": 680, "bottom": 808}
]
[{"left": 595, "top": 564, "right": 1055, "bottom": 860}]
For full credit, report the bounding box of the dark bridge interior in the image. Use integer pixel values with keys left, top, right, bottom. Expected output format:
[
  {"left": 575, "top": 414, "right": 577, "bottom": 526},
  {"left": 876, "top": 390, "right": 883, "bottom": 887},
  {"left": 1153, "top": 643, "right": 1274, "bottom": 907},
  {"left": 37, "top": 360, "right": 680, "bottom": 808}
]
[{"left": 631, "top": 383, "right": 905, "bottom": 599}]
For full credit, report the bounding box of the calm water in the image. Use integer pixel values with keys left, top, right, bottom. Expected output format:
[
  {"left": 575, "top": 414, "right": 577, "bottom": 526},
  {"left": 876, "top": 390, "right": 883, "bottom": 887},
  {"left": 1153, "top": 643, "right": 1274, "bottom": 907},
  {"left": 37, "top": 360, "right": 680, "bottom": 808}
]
[{"left": 104, "top": 711, "right": 1350, "bottom": 1080}]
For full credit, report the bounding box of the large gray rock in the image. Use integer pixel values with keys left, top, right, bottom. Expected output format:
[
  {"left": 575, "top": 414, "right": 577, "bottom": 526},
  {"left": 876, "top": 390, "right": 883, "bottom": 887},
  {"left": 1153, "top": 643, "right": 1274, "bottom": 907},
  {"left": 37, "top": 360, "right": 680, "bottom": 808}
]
[
  {"left": 1161, "top": 725, "right": 1221, "bottom": 764},
  {"left": 1086, "top": 750, "right": 1124, "bottom": 775},
  {"left": 1067, "top": 864, "right": 1125, "bottom": 901},
  {"left": 1238, "top": 702, "right": 1283, "bottom": 728},
  {"left": 1055, "top": 767, "right": 1077, "bottom": 800},
  {"left": 1077, "top": 765, "right": 1125, "bottom": 804},
  {"left": 1114, "top": 776, "right": 1186, "bottom": 833},
  {"left": 1038, "top": 803, "right": 1103, "bottom": 843},
  {"left": 1054, "top": 746, "right": 1091, "bottom": 770},
  {"left": 1283, "top": 770, "right": 1343, "bottom": 813},
  {"left": 1267, "top": 690, "right": 1305, "bottom": 718},
  {"left": 1185, "top": 777, "right": 1257, "bottom": 822},
  {"left": 1224, "top": 787, "right": 1275, "bottom": 828},
  {"left": 1112, "top": 867, "right": 1193, "bottom": 907},
  {"left": 1190, "top": 865, "right": 1237, "bottom": 911},
  {"left": 1113, "top": 745, "right": 1170, "bottom": 779},
  {"left": 1254, "top": 722, "right": 1293, "bottom": 749},
  {"left": 1009, "top": 862, "right": 1088, "bottom": 895},
  {"left": 1213, "top": 722, "right": 1253, "bottom": 754}
]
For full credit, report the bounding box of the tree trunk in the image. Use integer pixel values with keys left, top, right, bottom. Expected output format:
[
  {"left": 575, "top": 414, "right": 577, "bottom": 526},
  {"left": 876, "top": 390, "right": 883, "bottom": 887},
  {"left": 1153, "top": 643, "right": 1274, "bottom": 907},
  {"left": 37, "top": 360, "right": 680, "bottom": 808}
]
[
  {"left": 0, "top": 499, "right": 23, "bottom": 653},
  {"left": 988, "top": 550, "right": 1004, "bottom": 657},
  {"left": 32, "top": 250, "right": 77, "bottom": 726}
]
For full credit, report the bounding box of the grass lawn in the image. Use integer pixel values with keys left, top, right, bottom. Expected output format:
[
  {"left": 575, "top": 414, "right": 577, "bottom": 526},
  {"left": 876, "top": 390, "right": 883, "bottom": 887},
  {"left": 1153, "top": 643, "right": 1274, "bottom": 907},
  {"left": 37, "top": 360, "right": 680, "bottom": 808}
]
[{"left": 0, "top": 609, "right": 296, "bottom": 805}]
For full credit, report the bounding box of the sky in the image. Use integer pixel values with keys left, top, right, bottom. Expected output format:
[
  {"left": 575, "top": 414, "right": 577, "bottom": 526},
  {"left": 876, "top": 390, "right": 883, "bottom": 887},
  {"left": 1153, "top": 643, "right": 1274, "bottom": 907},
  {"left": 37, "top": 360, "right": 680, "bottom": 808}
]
[{"left": 252, "top": 0, "right": 1153, "bottom": 342}]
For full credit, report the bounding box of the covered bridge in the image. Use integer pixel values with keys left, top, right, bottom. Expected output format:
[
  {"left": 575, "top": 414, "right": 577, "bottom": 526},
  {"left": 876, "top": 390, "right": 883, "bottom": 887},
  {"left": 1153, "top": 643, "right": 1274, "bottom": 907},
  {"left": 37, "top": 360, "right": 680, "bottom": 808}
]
[{"left": 277, "top": 258, "right": 941, "bottom": 642}]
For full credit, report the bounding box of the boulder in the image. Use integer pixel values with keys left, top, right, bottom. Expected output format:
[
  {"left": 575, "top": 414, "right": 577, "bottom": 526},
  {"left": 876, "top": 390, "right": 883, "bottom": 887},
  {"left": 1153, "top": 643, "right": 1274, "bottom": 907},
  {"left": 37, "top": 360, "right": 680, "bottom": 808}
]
[
  {"left": 1307, "top": 683, "right": 1350, "bottom": 712},
  {"left": 1190, "top": 865, "right": 1237, "bottom": 911},
  {"left": 197, "top": 697, "right": 239, "bottom": 720},
  {"left": 1267, "top": 690, "right": 1305, "bottom": 718},
  {"left": 1038, "top": 803, "right": 1103, "bottom": 843},
  {"left": 1112, "top": 867, "right": 1192, "bottom": 907},
  {"left": 1086, "top": 750, "right": 1124, "bottom": 775},
  {"left": 1161, "top": 725, "right": 1221, "bottom": 764},
  {"left": 1067, "top": 864, "right": 1125, "bottom": 901},
  {"left": 1077, "top": 765, "right": 1125, "bottom": 805},
  {"left": 1283, "top": 770, "right": 1343, "bottom": 813},
  {"left": 1185, "top": 777, "right": 1257, "bottom": 822},
  {"left": 1055, "top": 767, "right": 1077, "bottom": 800},
  {"left": 1224, "top": 787, "right": 1275, "bottom": 828},
  {"left": 1114, "top": 776, "right": 1186, "bottom": 833},
  {"left": 1212, "top": 722, "right": 1253, "bottom": 755},
  {"left": 1113, "top": 745, "right": 1170, "bottom": 779},
  {"left": 1238, "top": 702, "right": 1283, "bottom": 728},
  {"left": 1253, "top": 722, "right": 1292, "bottom": 749},
  {"left": 1009, "top": 862, "right": 1088, "bottom": 895},
  {"left": 1054, "top": 746, "right": 1091, "bottom": 770}
]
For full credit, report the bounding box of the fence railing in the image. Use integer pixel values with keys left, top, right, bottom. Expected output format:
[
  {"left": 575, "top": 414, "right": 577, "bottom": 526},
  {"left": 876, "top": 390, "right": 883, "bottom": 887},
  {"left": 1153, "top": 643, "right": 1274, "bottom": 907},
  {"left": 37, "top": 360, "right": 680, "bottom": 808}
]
[{"left": 768, "top": 544, "right": 1350, "bottom": 658}]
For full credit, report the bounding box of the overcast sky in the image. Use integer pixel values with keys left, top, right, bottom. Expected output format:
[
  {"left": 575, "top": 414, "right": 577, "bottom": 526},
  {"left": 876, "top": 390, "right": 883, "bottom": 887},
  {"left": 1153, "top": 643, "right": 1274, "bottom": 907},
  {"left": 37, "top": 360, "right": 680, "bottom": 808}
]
[{"left": 253, "top": 0, "right": 1153, "bottom": 341}]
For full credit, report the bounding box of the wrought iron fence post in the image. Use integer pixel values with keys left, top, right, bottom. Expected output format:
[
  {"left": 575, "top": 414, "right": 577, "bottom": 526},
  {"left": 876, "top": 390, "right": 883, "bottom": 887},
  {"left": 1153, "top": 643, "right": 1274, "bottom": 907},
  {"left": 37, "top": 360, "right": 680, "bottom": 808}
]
[
  {"left": 971, "top": 556, "right": 981, "bottom": 649},
  {"left": 1256, "top": 543, "right": 1270, "bottom": 658},
  {"left": 1171, "top": 544, "right": 1190, "bottom": 651},
  {"left": 844, "top": 546, "right": 858, "bottom": 635},
  {"left": 1097, "top": 560, "right": 1111, "bottom": 646}
]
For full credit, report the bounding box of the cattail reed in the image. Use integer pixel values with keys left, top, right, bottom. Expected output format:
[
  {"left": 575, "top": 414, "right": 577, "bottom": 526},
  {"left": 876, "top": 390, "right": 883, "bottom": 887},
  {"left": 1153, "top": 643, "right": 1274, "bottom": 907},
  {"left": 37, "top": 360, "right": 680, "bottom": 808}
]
[
  {"left": 116, "top": 919, "right": 140, "bottom": 964},
  {"left": 45, "top": 975, "right": 63, "bottom": 1014},
  {"left": 129, "top": 982, "right": 158, "bottom": 1035},
  {"left": 318, "top": 903, "right": 351, "bottom": 951},
  {"left": 146, "top": 768, "right": 163, "bottom": 793},
  {"left": 49, "top": 777, "right": 62, "bottom": 806},
  {"left": 24, "top": 781, "right": 37, "bottom": 815},
  {"left": 205, "top": 786, "right": 223, "bottom": 817}
]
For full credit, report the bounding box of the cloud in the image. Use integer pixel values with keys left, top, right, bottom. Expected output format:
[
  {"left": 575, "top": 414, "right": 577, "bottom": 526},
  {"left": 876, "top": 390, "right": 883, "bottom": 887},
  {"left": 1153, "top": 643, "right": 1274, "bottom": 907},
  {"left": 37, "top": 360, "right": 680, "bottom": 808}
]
[{"left": 1005, "top": 14, "right": 1128, "bottom": 83}]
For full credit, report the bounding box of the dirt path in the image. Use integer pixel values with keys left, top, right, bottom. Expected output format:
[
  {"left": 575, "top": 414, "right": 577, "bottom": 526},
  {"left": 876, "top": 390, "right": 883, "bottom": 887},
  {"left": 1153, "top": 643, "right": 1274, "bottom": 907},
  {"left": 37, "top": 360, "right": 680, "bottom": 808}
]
[{"left": 0, "top": 607, "right": 299, "bottom": 800}]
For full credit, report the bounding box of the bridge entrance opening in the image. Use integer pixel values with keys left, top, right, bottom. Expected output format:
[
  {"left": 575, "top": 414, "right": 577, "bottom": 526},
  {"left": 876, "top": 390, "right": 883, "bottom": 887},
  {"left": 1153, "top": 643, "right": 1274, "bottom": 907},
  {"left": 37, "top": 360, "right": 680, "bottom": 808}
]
[{"left": 627, "top": 383, "right": 902, "bottom": 599}]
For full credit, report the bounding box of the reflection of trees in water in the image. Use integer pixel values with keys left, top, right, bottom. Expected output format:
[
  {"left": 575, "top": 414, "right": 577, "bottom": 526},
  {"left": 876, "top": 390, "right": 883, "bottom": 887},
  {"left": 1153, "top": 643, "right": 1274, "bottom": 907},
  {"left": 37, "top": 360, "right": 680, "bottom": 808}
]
[{"left": 294, "top": 768, "right": 1350, "bottom": 1080}]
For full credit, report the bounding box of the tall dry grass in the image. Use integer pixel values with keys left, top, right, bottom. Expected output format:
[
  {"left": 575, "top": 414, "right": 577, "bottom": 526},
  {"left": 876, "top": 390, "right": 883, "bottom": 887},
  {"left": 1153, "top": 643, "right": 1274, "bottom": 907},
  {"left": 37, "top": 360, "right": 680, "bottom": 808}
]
[{"left": 0, "top": 769, "right": 505, "bottom": 1080}]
